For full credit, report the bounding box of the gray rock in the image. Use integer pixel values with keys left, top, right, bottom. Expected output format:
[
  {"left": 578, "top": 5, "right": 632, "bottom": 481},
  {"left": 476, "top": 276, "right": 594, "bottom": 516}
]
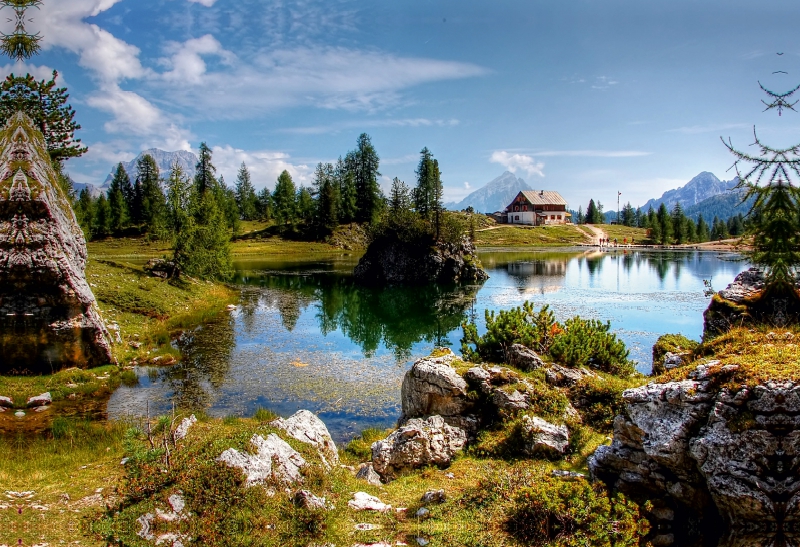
[
  {"left": 348, "top": 491, "right": 391, "bottom": 512},
  {"left": 355, "top": 463, "right": 383, "bottom": 486},
  {"left": 0, "top": 113, "right": 114, "bottom": 373},
  {"left": 270, "top": 409, "right": 339, "bottom": 466},
  {"left": 217, "top": 433, "right": 306, "bottom": 486},
  {"left": 663, "top": 352, "right": 686, "bottom": 370},
  {"left": 371, "top": 415, "right": 467, "bottom": 481},
  {"left": 492, "top": 388, "right": 529, "bottom": 413},
  {"left": 400, "top": 349, "right": 473, "bottom": 421},
  {"left": 136, "top": 513, "right": 155, "bottom": 540},
  {"left": 506, "top": 343, "right": 545, "bottom": 371},
  {"left": 545, "top": 365, "right": 597, "bottom": 387},
  {"left": 521, "top": 416, "right": 570, "bottom": 457},
  {"left": 421, "top": 489, "right": 446, "bottom": 504},
  {"left": 0, "top": 396, "right": 12, "bottom": 408},
  {"left": 590, "top": 363, "right": 800, "bottom": 532},
  {"left": 292, "top": 489, "right": 328, "bottom": 511},
  {"left": 415, "top": 507, "right": 430, "bottom": 518},
  {"left": 173, "top": 414, "right": 196, "bottom": 442},
  {"left": 26, "top": 392, "right": 51, "bottom": 407}
]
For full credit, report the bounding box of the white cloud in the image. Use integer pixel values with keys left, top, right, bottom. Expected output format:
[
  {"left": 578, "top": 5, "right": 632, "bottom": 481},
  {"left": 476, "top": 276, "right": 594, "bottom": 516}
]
[
  {"left": 147, "top": 46, "right": 487, "bottom": 116},
  {"left": 490, "top": 151, "right": 545, "bottom": 178},
  {"left": 282, "top": 118, "right": 459, "bottom": 135},
  {"left": 464, "top": 182, "right": 471, "bottom": 189},
  {"left": 668, "top": 123, "right": 749, "bottom": 134},
  {"left": 210, "top": 145, "right": 313, "bottom": 190},
  {"left": 87, "top": 84, "right": 193, "bottom": 151},
  {"left": 188, "top": 0, "right": 218, "bottom": 6},
  {"left": 160, "top": 35, "right": 234, "bottom": 85}
]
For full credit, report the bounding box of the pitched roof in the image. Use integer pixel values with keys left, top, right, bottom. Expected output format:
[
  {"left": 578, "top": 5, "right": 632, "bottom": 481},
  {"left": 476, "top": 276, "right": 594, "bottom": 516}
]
[{"left": 516, "top": 190, "right": 568, "bottom": 206}]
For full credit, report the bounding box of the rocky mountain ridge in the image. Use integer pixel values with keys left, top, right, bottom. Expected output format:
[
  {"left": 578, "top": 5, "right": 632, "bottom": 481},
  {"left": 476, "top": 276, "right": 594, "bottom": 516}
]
[{"left": 445, "top": 171, "right": 532, "bottom": 213}]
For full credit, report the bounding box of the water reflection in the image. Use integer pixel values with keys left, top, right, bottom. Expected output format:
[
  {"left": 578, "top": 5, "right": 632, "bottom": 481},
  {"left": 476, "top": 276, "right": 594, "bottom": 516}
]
[{"left": 108, "top": 249, "right": 748, "bottom": 440}]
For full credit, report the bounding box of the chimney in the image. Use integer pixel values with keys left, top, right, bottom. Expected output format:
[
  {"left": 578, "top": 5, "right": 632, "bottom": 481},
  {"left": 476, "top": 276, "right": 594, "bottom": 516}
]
[{"left": 540, "top": 190, "right": 544, "bottom": 196}]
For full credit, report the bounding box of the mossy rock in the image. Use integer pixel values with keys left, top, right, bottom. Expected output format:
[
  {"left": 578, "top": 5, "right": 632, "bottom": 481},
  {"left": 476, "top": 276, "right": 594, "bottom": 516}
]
[{"left": 651, "top": 334, "right": 699, "bottom": 376}]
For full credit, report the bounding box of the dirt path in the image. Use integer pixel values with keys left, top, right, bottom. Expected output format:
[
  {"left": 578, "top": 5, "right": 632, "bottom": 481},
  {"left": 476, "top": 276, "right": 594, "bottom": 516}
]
[{"left": 581, "top": 224, "right": 607, "bottom": 245}]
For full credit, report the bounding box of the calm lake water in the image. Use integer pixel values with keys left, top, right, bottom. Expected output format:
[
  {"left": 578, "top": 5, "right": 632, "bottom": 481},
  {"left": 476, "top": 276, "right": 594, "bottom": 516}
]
[{"left": 108, "top": 249, "right": 747, "bottom": 442}]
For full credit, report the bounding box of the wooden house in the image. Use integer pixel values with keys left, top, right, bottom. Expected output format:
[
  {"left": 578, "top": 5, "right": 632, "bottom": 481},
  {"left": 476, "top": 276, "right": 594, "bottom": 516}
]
[{"left": 505, "top": 190, "right": 569, "bottom": 226}]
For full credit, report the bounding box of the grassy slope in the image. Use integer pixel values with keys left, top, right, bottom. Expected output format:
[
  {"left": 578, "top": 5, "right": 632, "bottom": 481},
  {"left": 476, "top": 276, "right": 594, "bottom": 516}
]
[{"left": 475, "top": 225, "right": 590, "bottom": 247}]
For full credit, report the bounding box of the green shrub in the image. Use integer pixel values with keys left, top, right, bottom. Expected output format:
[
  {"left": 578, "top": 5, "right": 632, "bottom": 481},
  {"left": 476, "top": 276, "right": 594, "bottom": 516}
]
[
  {"left": 549, "top": 317, "right": 633, "bottom": 375},
  {"left": 570, "top": 375, "right": 639, "bottom": 432},
  {"left": 506, "top": 477, "right": 644, "bottom": 546},
  {"left": 461, "top": 301, "right": 557, "bottom": 362},
  {"left": 344, "top": 427, "right": 388, "bottom": 462},
  {"left": 651, "top": 333, "right": 699, "bottom": 375},
  {"left": 253, "top": 407, "right": 278, "bottom": 423}
]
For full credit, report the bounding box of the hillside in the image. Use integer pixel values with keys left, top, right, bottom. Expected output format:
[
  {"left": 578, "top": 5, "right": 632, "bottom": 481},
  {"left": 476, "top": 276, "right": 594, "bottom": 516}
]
[{"left": 445, "top": 171, "right": 532, "bottom": 213}]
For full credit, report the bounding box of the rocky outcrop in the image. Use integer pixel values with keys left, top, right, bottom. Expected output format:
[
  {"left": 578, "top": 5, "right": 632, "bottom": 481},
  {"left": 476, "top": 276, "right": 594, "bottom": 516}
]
[
  {"left": 0, "top": 113, "right": 113, "bottom": 373},
  {"left": 270, "top": 409, "right": 339, "bottom": 467},
  {"left": 506, "top": 343, "right": 545, "bottom": 371},
  {"left": 371, "top": 415, "right": 467, "bottom": 481},
  {"left": 545, "top": 364, "right": 597, "bottom": 387},
  {"left": 217, "top": 433, "right": 306, "bottom": 486},
  {"left": 590, "top": 361, "right": 800, "bottom": 535},
  {"left": 521, "top": 415, "right": 570, "bottom": 457},
  {"left": 704, "top": 268, "right": 800, "bottom": 335},
  {"left": 400, "top": 349, "right": 475, "bottom": 428},
  {"left": 353, "top": 234, "right": 488, "bottom": 286}
]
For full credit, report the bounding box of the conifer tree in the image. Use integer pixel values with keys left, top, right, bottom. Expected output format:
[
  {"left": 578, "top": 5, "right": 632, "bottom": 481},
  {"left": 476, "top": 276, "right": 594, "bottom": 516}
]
[
  {"left": 137, "top": 154, "right": 165, "bottom": 231},
  {"left": 272, "top": 170, "right": 297, "bottom": 225},
  {"left": 314, "top": 162, "right": 339, "bottom": 232},
  {"left": 335, "top": 156, "right": 357, "bottom": 224},
  {"left": 656, "top": 203, "right": 672, "bottom": 245},
  {"left": 576, "top": 206, "right": 584, "bottom": 224},
  {"left": 75, "top": 187, "right": 93, "bottom": 237},
  {"left": 194, "top": 142, "right": 217, "bottom": 195},
  {"left": 93, "top": 194, "right": 111, "bottom": 239},
  {"left": 696, "top": 214, "right": 710, "bottom": 242},
  {"left": 622, "top": 202, "right": 636, "bottom": 226},
  {"left": 235, "top": 162, "right": 258, "bottom": 221},
  {"left": 671, "top": 202, "right": 686, "bottom": 244},
  {"left": 347, "top": 133, "right": 382, "bottom": 223},
  {"left": 722, "top": 79, "right": 800, "bottom": 289},
  {"left": 108, "top": 164, "right": 129, "bottom": 233},
  {"left": 256, "top": 187, "right": 273, "bottom": 221},
  {"left": 296, "top": 187, "right": 314, "bottom": 223},
  {"left": 586, "top": 199, "right": 602, "bottom": 224},
  {"left": 389, "top": 177, "right": 411, "bottom": 214}
]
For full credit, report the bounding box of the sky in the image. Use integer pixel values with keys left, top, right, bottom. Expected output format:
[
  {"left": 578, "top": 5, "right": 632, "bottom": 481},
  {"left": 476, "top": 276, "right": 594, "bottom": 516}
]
[{"left": 12, "top": 0, "right": 800, "bottom": 210}]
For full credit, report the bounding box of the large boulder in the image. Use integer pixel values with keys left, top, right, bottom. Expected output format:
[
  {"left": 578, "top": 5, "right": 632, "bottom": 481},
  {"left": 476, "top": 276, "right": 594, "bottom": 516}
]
[
  {"left": 544, "top": 364, "right": 597, "bottom": 387},
  {"left": 353, "top": 234, "right": 488, "bottom": 286},
  {"left": 400, "top": 349, "right": 473, "bottom": 424},
  {"left": 590, "top": 361, "right": 800, "bottom": 535},
  {"left": 0, "top": 113, "right": 113, "bottom": 373},
  {"left": 217, "top": 433, "right": 307, "bottom": 486},
  {"left": 506, "top": 343, "right": 545, "bottom": 371},
  {"left": 270, "top": 409, "right": 339, "bottom": 466},
  {"left": 371, "top": 415, "right": 467, "bottom": 481},
  {"left": 521, "top": 415, "right": 570, "bottom": 457}
]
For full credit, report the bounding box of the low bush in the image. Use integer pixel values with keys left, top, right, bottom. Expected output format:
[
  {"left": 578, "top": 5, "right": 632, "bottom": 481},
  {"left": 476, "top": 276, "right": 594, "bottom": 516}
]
[
  {"left": 570, "top": 375, "right": 641, "bottom": 432},
  {"left": 549, "top": 317, "right": 633, "bottom": 375},
  {"left": 651, "top": 333, "right": 699, "bottom": 375}
]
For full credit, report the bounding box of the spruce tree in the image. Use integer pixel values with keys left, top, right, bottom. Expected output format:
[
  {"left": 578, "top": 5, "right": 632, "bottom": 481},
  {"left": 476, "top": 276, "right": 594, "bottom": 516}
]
[
  {"left": 256, "top": 187, "right": 273, "bottom": 221},
  {"left": 93, "top": 194, "right": 111, "bottom": 239},
  {"left": 296, "top": 187, "right": 314, "bottom": 223},
  {"left": 272, "top": 170, "right": 297, "bottom": 225},
  {"left": 576, "top": 206, "right": 584, "bottom": 224},
  {"left": 389, "top": 177, "right": 411, "bottom": 214},
  {"left": 194, "top": 142, "right": 217, "bottom": 195},
  {"left": 722, "top": 79, "right": 800, "bottom": 290},
  {"left": 622, "top": 202, "right": 636, "bottom": 226},
  {"left": 696, "top": 214, "right": 710, "bottom": 242},
  {"left": 671, "top": 202, "right": 686, "bottom": 244},
  {"left": 656, "top": 203, "right": 672, "bottom": 245},
  {"left": 314, "top": 162, "right": 339, "bottom": 232},
  {"left": 108, "top": 164, "right": 129, "bottom": 233},
  {"left": 413, "top": 147, "right": 436, "bottom": 219},
  {"left": 137, "top": 154, "right": 166, "bottom": 231},
  {"left": 349, "top": 133, "right": 382, "bottom": 223},
  {"left": 235, "top": 162, "right": 258, "bottom": 221},
  {"left": 335, "top": 156, "right": 357, "bottom": 224}
]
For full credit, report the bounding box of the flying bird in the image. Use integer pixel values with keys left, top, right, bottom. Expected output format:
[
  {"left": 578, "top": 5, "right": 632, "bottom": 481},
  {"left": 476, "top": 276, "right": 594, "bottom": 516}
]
[
  {"left": 773, "top": 70, "right": 789, "bottom": 74},
  {"left": 777, "top": 52, "right": 785, "bottom": 55}
]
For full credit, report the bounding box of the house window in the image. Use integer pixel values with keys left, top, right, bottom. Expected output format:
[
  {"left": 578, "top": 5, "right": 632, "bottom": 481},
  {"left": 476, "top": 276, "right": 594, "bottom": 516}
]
[
  {"left": 523, "top": 205, "right": 528, "bottom": 212},
  {"left": 514, "top": 206, "right": 519, "bottom": 212},
  {"left": 515, "top": 215, "right": 520, "bottom": 221}
]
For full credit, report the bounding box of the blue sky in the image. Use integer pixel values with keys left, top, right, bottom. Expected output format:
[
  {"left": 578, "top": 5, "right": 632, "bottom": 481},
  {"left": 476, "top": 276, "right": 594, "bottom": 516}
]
[{"left": 15, "top": 0, "right": 800, "bottom": 210}]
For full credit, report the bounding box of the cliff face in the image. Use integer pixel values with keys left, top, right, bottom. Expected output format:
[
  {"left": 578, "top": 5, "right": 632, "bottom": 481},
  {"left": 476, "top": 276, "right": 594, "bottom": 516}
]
[
  {"left": 0, "top": 113, "right": 113, "bottom": 373},
  {"left": 353, "top": 235, "right": 488, "bottom": 286},
  {"left": 590, "top": 361, "right": 800, "bottom": 540}
]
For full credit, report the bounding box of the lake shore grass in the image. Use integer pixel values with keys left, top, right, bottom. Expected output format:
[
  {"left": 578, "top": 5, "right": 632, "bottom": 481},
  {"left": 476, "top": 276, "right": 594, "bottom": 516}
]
[{"left": 475, "top": 224, "right": 590, "bottom": 247}]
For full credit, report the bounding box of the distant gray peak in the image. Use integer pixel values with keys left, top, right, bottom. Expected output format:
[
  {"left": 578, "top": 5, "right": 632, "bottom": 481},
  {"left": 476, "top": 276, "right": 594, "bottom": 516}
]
[
  {"left": 641, "top": 171, "right": 737, "bottom": 211},
  {"left": 447, "top": 171, "right": 534, "bottom": 213},
  {"left": 104, "top": 149, "right": 199, "bottom": 186}
]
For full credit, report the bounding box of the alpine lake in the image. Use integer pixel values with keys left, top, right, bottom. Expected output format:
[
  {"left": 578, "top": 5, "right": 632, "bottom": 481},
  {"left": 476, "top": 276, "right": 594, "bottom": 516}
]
[{"left": 108, "top": 248, "right": 747, "bottom": 443}]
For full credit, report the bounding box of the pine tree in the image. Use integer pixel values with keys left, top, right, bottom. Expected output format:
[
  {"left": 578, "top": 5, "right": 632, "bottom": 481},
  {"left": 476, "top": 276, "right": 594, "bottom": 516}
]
[
  {"left": 622, "top": 202, "right": 636, "bottom": 226},
  {"left": 296, "top": 186, "right": 314, "bottom": 223},
  {"left": 696, "top": 214, "right": 710, "bottom": 242},
  {"left": 194, "top": 142, "right": 217, "bottom": 195},
  {"left": 108, "top": 164, "right": 129, "bottom": 233},
  {"left": 413, "top": 147, "right": 436, "bottom": 219},
  {"left": 656, "top": 203, "right": 672, "bottom": 245},
  {"left": 586, "top": 199, "right": 602, "bottom": 224},
  {"left": 646, "top": 206, "right": 656, "bottom": 229},
  {"left": 93, "top": 194, "right": 111, "bottom": 239},
  {"left": 235, "top": 162, "right": 258, "bottom": 221},
  {"left": 576, "top": 206, "right": 584, "bottom": 224},
  {"left": 314, "top": 162, "right": 339, "bottom": 232},
  {"left": 215, "top": 175, "right": 240, "bottom": 236},
  {"left": 272, "top": 170, "right": 297, "bottom": 225},
  {"left": 75, "top": 187, "right": 93, "bottom": 237},
  {"left": 635, "top": 207, "right": 644, "bottom": 228},
  {"left": 136, "top": 154, "right": 165, "bottom": 231},
  {"left": 335, "top": 156, "right": 357, "bottom": 224},
  {"left": 389, "top": 177, "right": 411, "bottom": 214},
  {"left": 685, "top": 217, "right": 697, "bottom": 243},
  {"left": 348, "top": 133, "right": 382, "bottom": 223},
  {"left": 256, "top": 187, "right": 273, "bottom": 221},
  {"left": 671, "top": 202, "right": 686, "bottom": 244}
]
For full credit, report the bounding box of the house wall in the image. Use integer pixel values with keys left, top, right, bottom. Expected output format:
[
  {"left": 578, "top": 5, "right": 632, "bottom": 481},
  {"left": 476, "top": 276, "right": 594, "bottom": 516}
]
[{"left": 508, "top": 211, "right": 536, "bottom": 225}]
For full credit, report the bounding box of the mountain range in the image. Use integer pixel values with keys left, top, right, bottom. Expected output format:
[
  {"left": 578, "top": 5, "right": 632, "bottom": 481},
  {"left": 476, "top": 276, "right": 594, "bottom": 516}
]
[
  {"left": 640, "top": 172, "right": 739, "bottom": 212},
  {"left": 445, "top": 171, "right": 532, "bottom": 213}
]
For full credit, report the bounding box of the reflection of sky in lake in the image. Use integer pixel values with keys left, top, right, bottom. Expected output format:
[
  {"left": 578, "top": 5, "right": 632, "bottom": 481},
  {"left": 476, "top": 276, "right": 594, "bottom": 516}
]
[{"left": 108, "top": 250, "right": 747, "bottom": 442}]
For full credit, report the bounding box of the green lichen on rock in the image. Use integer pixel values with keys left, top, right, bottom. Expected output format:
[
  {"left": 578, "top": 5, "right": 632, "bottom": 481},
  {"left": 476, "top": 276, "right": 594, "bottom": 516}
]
[
  {"left": 0, "top": 112, "right": 113, "bottom": 373},
  {"left": 651, "top": 333, "right": 699, "bottom": 375}
]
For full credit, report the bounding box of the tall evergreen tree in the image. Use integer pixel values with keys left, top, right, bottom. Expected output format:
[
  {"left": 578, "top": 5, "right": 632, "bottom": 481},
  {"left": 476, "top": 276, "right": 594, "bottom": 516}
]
[
  {"left": 93, "top": 194, "right": 111, "bottom": 238},
  {"left": 685, "top": 217, "right": 697, "bottom": 243},
  {"left": 671, "top": 202, "right": 686, "bottom": 244},
  {"left": 256, "top": 187, "right": 273, "bottom": 221},
  {"left": 75, "top": 187, "right": 93, "bottom": 237},
  {"left": 314, "top": 162, "right": 339, "bottom": 232},
  {"left": 348, "top": 133, "right": 382, "bottom": 223},
  {"left": 622, "top": 202, "right": 636, "bottom": 226},
  {"left": 335, "top": 156, "right": 357, "bottom": 224},
  {"left": 576, "top": 206, "right": 584, "bottom": 224},
  {"left": 389, "top": 177, "right": 411, "bottom": 214},
  {"left": 296, "top": 186, "right": 315, "bottom": 223},
  {"left": 108, "top": 163, "right": 129, "bottom": 232},
  {"left": 586, "top": 199, "right": 602, "bottom": 224},
  {"left": 194, "top": 142, "right": 217, "bottom": 195},
  {"left": 136, "top": 154, "right": 166, "bottom": 231},
  {"left": 413, "top": 147, "right": 437, "bottom": 219},
  {"left": 696, "top": 214, "right": 710, "bottom": 242},
  {"left": 656, "top": 203, "right": 672, "bottom": 245},
  {"left": 234, "top": 162, "right": 258, "bottom": 221},
  {"left": 272, "top": 170, "right": 297, "bottom": 225}
]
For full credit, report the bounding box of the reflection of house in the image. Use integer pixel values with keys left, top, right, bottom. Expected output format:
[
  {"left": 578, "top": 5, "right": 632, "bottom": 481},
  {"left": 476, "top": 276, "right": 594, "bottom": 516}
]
[
  {"left": 507, "top": 260, "right": 567, "bottom": 277},
  {"left": 505, "top": 190, "right": 569, "bottom": 226}
]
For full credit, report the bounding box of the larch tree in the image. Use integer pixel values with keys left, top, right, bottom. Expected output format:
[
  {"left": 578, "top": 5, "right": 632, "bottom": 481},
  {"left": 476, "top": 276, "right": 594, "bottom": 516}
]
[{"left": 348, "top": 133, "right": 382, "bottom": 223}]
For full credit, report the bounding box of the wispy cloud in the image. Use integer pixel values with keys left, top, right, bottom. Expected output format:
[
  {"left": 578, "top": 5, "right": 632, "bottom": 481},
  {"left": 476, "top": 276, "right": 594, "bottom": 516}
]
[
  {"left": 210, "top": 145, "right": 313, "bottom": 189},
  {"left": 668, "top": 123, "right": 749, "bottom": 134},
  {"left": 532, "top": 150, "right": 651, "bottom": 158},
  {"left": 283, "top": 118, "right": 460, "bottom": 135},
  {"left": 382, "top": 154, "right": 419, "bottom": 166},
  {"left": 188, "top": 0, "right": 217, "bottom": 6},
  {"left": 490, "top": 151, "right": 545, "bottom": 178},
  {"left": 591, "top": 75, "right": 618, "bottom": 90}
]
